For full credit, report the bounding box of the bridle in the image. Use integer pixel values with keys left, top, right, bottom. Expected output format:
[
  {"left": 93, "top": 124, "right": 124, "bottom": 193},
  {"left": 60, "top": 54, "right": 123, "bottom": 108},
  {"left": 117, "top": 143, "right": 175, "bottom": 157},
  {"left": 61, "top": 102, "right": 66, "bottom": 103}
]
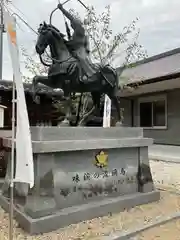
[{"left": 37, "top": 23, "right": 74, "bottom": 67}]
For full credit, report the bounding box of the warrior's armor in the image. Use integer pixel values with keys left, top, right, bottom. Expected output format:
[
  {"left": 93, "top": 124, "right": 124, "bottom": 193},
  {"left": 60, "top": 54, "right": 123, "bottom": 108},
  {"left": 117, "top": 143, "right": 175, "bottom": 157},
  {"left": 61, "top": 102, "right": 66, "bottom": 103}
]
[{"left": 58, "top": 4, "right": 98, "bottom": 81}]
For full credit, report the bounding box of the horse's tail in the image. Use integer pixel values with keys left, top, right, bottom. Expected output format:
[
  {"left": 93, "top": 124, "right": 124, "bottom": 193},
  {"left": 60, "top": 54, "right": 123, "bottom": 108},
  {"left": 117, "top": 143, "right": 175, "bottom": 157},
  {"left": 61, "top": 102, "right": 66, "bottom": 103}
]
[
  {"left": 107, "top": 66, "right": 120, "bottom": 95},
  {"left": 114, "top": 69, "right": 119, "bottom": 89}
]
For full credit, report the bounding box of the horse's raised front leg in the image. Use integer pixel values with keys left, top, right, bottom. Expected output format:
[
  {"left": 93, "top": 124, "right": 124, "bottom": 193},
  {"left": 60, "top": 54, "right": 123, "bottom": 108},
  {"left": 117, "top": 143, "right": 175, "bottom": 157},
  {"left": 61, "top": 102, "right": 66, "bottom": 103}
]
[{"left": 32, "top": 75, "right": 49, "bottom": 104}]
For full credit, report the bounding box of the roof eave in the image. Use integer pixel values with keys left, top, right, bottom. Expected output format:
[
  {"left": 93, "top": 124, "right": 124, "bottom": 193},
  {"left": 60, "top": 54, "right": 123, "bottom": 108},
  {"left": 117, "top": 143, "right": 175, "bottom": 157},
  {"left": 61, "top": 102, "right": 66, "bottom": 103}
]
[{"left": 126, "top": 72, "right": 180, "bottom": 88}]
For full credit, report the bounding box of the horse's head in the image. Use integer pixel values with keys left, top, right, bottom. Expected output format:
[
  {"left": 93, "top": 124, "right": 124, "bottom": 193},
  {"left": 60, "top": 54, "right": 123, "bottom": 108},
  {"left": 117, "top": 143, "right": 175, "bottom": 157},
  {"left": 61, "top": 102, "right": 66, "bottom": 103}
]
[
  {"left": 35, "top": 22, "right": 51, "bottom": 55},
  {"left": 35, "top": 21, "right": 65, "bottom": 55}
]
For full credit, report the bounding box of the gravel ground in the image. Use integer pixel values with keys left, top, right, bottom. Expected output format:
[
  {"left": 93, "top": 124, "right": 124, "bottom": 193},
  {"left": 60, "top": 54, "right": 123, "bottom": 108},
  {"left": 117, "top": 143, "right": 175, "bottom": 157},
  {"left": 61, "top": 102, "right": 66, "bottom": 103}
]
[
  {"left": 133, "top": 160, "right": 180, "bottom": 240},
  {"left": 1, "top": 191, "right": 180, "bottom": 240},
  {"left": 137, "top": 220, "right": 180, "bottom": 240},
  {"left": 150, "top": 160, "right": 180, "bottom": 192},
  {"left": 0, "top": 159, "right": 180, "bottom": 239}
]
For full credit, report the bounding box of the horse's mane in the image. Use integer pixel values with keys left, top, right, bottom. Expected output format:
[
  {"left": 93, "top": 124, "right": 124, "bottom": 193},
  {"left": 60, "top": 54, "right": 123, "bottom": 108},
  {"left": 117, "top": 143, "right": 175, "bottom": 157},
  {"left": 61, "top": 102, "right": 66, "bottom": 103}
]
[
  {"left": 49, "top": 24, "right": 60, "bottom": 33},
  {"left": 48, "top": 24, "right": 66, "bottom": 38},
  {"left": 38, "top": 22, "right": 65, "bottom": 38}
]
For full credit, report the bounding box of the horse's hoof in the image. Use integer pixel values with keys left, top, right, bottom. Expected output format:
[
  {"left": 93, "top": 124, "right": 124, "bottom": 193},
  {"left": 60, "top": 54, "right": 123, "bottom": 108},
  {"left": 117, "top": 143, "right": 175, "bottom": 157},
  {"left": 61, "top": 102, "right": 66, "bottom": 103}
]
[
  {"left": 115, "top": 121, "right": 123, "bottom": 127},
  {"left": 78, "top": 122, "right": 86, "bottom": 127},
  {"left": 58, "top": 119, "right": 70, "bottom": 127}
]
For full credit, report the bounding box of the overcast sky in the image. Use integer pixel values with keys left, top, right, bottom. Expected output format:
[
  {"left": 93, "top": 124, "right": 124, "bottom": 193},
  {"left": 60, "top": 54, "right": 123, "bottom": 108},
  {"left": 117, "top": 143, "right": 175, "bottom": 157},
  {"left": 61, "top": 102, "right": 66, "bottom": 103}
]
[{"left": 3, "top": 0, "right": 180, "bottom": 80}]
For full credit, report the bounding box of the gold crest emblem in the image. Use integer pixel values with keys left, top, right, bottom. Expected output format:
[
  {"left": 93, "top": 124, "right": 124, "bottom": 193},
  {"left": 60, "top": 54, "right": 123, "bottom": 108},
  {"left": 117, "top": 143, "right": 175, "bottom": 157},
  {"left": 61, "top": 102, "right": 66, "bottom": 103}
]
[{"left": 94, "top": 151, "right": 108, "bottom": 168}]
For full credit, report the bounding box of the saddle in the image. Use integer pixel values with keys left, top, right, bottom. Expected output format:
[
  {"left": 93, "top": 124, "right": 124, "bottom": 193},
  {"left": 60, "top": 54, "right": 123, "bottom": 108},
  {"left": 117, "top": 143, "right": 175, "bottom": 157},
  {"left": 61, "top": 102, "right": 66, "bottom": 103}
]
[{"left": 78, "top": 64, "right": 115, "bottom": 88}]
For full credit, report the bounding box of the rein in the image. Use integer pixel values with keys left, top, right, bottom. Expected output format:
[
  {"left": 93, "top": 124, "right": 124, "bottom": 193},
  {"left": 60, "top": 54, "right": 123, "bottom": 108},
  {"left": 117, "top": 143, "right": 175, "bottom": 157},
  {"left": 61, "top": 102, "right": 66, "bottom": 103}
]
[{"left": 38, "top": 26, "right": 74, "bottom": 65}]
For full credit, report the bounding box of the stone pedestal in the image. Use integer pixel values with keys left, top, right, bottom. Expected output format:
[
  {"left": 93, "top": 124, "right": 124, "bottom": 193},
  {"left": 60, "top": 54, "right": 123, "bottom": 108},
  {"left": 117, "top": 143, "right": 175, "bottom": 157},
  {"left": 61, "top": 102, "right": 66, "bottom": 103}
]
[{"left": 0, "top": 127, "right": 160, "bottom": 234}]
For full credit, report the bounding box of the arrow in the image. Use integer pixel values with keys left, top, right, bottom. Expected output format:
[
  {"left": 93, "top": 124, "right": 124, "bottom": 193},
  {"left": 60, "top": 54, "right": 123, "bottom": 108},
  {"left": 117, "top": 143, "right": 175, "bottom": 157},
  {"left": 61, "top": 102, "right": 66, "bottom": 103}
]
[
  {"left": 76, "top": 0, "right": 90, "bottom": 11},
  {"left": 62, "top": 0, "right": 72, "bottom": 5},
  {"left": 61, "top": 0, "right": 90, "bottom": 12}
]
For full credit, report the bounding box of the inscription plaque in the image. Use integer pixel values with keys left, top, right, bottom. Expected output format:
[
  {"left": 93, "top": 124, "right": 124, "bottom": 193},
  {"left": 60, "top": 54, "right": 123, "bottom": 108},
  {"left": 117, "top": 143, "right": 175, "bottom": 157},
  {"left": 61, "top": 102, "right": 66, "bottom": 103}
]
[{"left": 59, "top": 167, "right": 137, "bottom": 200}]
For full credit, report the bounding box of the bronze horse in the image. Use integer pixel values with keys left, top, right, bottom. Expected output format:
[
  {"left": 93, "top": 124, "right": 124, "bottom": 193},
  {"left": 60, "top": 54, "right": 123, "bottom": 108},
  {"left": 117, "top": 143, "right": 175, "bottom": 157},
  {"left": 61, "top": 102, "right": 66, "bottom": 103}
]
[{"left": 32, "top": 22, "right": 121, "bottom": 126}]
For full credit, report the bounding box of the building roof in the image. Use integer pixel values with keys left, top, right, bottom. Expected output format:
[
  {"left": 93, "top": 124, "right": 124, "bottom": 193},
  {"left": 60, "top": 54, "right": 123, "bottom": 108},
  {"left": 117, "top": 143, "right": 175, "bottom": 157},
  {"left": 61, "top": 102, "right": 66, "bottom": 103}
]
[
  {"left": 0, "top": 80, "right": 63, "bottom": 97},
  {"left": 119, "top": 47, "right": 180, "bottom": 85}
]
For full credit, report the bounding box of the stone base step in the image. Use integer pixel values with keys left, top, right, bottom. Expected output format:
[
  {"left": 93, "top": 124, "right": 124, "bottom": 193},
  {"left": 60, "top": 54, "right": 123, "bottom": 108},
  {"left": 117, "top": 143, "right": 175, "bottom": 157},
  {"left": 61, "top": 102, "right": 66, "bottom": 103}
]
[{"left": 0, "top": 191, "right": 160, "bottom": 235}]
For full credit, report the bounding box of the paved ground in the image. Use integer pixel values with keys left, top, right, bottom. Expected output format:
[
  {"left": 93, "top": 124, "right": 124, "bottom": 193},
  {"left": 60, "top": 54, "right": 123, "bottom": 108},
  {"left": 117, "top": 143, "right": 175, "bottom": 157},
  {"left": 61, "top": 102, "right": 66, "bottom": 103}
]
[{"left": 149, "top": 144, "right": 180, "bottom": 163}]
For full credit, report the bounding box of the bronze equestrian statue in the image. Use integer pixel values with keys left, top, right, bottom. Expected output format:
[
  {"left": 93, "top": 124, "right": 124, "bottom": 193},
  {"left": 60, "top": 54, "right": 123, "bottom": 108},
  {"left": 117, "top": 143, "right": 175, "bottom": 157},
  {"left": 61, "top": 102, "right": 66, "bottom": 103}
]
[{"left": 32, "top": 4, "right": 122, "bottom": 126}]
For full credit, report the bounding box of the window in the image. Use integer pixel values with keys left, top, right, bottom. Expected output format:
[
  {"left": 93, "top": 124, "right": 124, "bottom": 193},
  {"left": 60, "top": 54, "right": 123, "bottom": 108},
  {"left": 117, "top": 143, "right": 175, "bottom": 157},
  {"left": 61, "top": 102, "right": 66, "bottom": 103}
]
[{"left": 138, "top": 96, "right": 167, "bottom": 128}]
